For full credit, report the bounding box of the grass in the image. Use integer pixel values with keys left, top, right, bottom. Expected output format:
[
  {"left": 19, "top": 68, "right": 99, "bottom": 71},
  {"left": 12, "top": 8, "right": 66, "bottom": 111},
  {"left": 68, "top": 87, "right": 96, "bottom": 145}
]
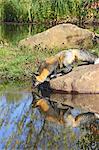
[
  {"left": 0, "top": 45, "right": 59, "bottom": 82},
  {"left": 0, "top": 0, "right": 98, "bottom": 24}
]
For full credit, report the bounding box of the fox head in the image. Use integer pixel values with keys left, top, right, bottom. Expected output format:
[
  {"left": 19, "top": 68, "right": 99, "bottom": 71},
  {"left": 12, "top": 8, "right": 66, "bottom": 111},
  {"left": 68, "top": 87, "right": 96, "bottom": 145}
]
[
  {"left": 32, "top": 69, "right": 50, "bottom": 87},
  {"left": 32, "top": 73, "right": 42, "bottom": 87},
  {"left": 35, "top": 99, "right": 49, "bottom": 112}
]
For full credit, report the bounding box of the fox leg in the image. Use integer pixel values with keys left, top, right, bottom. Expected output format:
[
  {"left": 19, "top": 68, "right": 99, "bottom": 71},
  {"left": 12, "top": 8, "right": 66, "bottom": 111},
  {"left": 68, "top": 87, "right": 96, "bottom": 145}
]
[
  {"left": 49, "top": 68, "right": 59, "bottom": 79},
  {"left": 73, "top": 60, "right": 94, "bottom": 68},
  {"left": 49, "top": 67, "right": 63, "bottom": 79},
  {"left": 49, "top": 65, "right": 73, "bottom": 79},
  {"left": 58, "top": 65, "right": 73, "bottom": 75},
  {"left": 77, "top": 61, "right": 90, "bottom": 66}
]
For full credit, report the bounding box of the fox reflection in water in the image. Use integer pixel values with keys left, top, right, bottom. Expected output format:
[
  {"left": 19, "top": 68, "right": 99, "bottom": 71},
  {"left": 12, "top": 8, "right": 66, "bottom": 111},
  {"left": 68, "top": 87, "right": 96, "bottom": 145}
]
[
  {"left": 33, "top": 97, "right": 99, "bottom": 134},
  {"left": 33, "top": 98, "right": 73, "bottom": 125},
  {"left": 66, "top": 112, "right": 99, "bottom": 128}
]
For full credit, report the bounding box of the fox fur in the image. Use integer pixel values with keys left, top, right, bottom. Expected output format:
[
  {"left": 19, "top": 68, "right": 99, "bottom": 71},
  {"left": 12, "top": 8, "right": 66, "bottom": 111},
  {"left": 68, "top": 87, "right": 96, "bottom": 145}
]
[
  {"left": 33, "top": 49, "right": 98, "bottom": 86},
  {"left": 67, "top": 112, "right": 99, "bottom": 127}
]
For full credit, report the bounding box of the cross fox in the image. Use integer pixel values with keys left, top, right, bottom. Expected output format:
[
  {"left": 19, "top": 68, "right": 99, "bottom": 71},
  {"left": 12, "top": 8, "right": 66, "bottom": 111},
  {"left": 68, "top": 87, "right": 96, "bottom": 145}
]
[{"left": 32, "top": 49, "right": 98, "bottom": 86}]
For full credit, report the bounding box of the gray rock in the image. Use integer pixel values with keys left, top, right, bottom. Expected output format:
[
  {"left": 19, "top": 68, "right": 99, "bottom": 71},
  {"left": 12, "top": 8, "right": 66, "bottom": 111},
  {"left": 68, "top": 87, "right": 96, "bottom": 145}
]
[{"left": 50, "top": 64, "right": 99, "bottom": 94}]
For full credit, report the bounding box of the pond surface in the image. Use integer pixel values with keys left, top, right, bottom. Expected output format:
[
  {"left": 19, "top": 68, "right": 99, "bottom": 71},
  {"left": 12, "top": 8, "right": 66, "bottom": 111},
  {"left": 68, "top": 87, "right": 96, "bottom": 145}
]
[
  {"left": 0, "top": 23, "right": 50, "bottom": 45},
  {"left": 0, "top": 23, "right": 99, "bottom": 45},
  {"left": 0, "top": 88, "right": 99, "bottom": 149}
]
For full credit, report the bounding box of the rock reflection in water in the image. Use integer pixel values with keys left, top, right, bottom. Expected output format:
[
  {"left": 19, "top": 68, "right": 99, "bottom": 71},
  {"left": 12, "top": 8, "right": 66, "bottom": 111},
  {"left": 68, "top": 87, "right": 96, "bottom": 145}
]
[
  {"left": 50, "top": 93, "right": 99, "bottom": 113},
  {"left": 0, "top": 90, "right": 98, "bottom": 149}
]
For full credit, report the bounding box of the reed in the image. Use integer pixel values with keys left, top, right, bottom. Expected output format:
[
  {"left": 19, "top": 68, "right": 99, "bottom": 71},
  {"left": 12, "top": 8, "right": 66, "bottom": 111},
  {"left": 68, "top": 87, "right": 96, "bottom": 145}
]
[{"left": 0, "top": 0, "right": 98, "bottom": 23}]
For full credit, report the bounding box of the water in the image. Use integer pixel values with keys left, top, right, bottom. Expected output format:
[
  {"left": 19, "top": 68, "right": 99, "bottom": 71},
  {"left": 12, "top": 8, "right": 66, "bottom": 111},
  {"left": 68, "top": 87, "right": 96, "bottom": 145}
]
[
  {"left": 0, "top": 23, "right": 50, "bottom": 45},
  {"left": 0, "top": 88, "right": 98, "bottom": 149},
  {"left": 0, "top": 23, "right": 99, "bottom": 46}
]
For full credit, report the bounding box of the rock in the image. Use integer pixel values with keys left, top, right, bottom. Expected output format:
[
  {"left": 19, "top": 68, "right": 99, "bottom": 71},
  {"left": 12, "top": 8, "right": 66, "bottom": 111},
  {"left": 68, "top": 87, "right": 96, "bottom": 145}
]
[
  {"left": 50, "top": 64, "right": 99, "bottom": 94},
  {"left": 50, "top": 93, "right": 99, "bottom": 113},
  {"left": 19, "top": 23, "right": 95, "bottom": 50}
]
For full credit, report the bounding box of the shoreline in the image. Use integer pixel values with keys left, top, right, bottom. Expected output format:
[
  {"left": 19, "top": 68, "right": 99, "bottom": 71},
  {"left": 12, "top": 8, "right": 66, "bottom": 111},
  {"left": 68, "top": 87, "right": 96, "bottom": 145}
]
[{"left": 0, "top": 19, "right": 99, "bottom": 26}]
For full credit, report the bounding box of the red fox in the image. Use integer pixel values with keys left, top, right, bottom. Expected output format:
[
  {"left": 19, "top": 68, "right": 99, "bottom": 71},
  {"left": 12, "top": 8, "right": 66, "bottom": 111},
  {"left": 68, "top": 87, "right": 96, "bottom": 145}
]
[{"left": 33, "top": 49, "right": 98, "bottom": 86}]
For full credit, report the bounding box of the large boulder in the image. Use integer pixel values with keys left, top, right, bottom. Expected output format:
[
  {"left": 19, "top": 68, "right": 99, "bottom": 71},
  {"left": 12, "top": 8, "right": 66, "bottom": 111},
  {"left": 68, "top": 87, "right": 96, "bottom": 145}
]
[
  {"left": 50, "top": 64, "right": 99, "bottom": 94},
  {"left": 19, "top": 23, "right": 95, "bottom": 49}
]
